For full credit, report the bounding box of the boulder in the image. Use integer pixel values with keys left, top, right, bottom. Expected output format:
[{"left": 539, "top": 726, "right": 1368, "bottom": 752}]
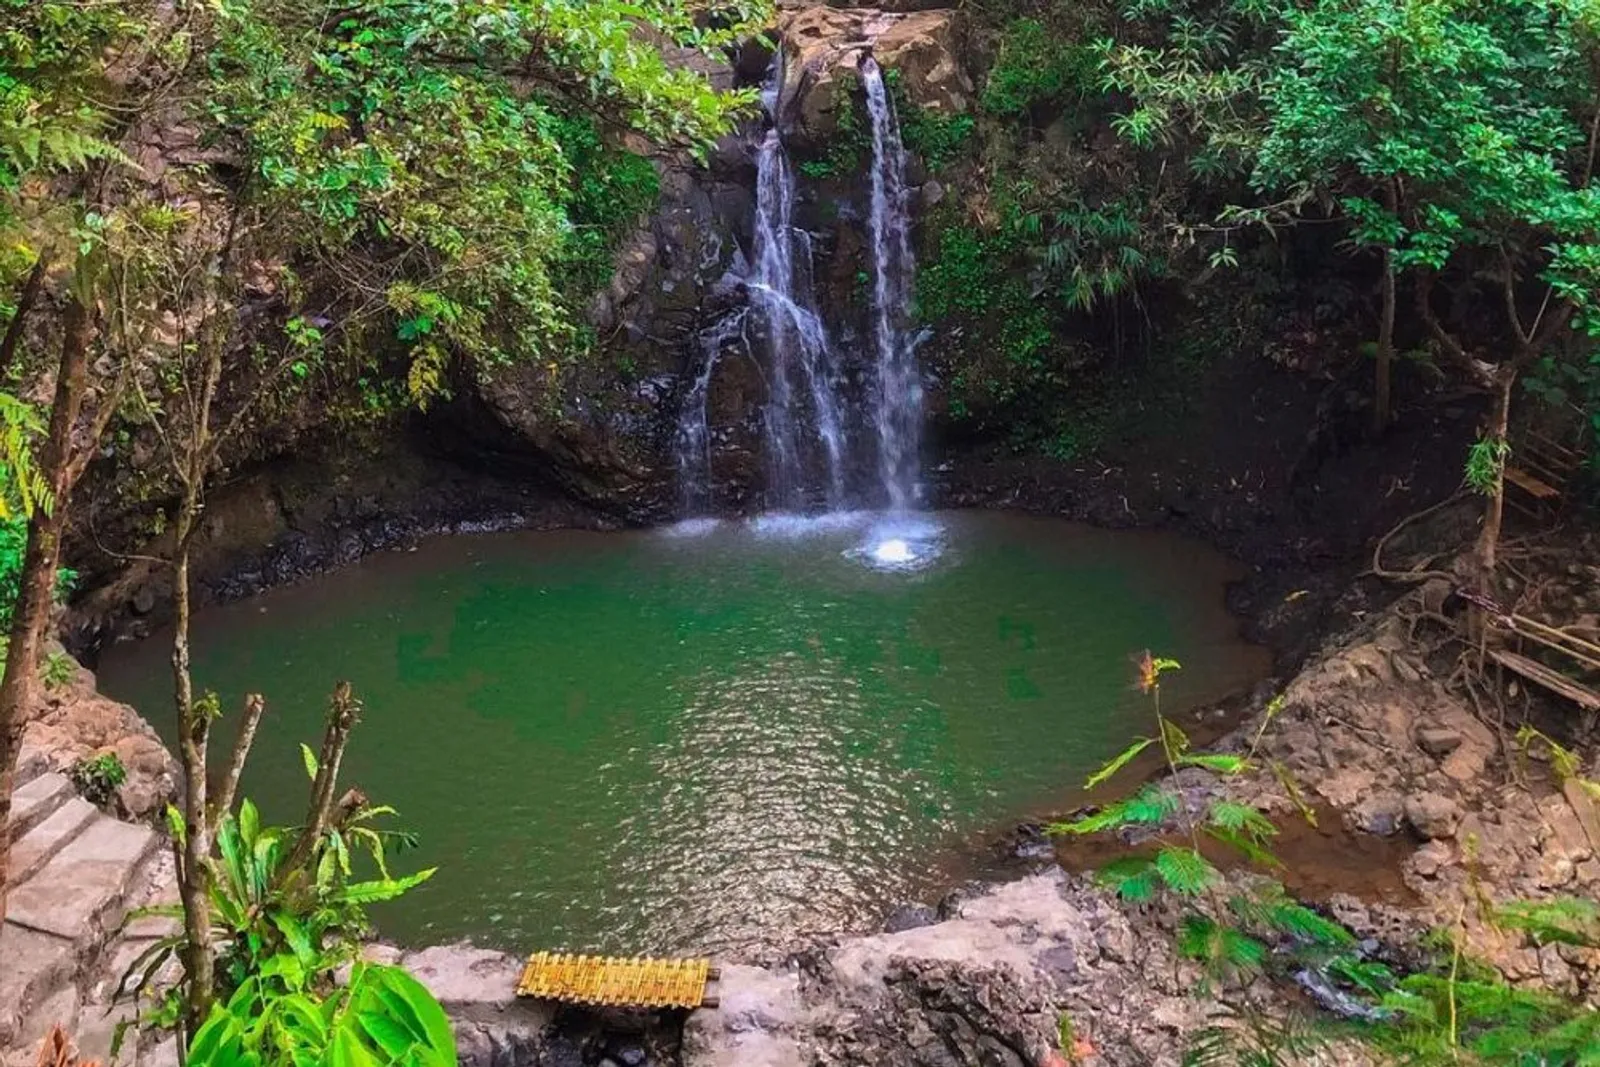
[
  {"left": 777, "top": 6, "right": 971, "bottom": 150},
  {"left": 1414, "top": 726, "right": 1463, "bottom": 758},
  {"left": 1404, "top": 792, "right": 1463, "bottom": 840},
  {"left": 17, "top": 658, "right": 177, "bottom": 820}
]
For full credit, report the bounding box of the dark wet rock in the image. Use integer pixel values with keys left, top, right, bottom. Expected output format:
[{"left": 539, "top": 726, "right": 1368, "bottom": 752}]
[
  {"left": 1010, "top": 822, "right": 1056, "bottom": 863},
  {"left": 538, "top": 1034, "right": 585, "bottom": 1067},
  {"left": 611, "top": 1043, "right": 647, "bottom": 1067},
  {"left": 934, "top": 880, "right": 990, "bottom": 920},
  {"left": 883, "top": 903, "right": 938, "bottom": 933}
]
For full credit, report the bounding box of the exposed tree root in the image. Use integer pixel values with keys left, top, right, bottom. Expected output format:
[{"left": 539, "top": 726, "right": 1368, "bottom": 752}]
[{"left": 1369, "top": 489, "right": 1470, "bottom": 584}]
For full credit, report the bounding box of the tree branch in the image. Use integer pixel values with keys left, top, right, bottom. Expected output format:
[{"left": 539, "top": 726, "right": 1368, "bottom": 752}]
[
  {"left": 0, "top": 258, "right": 48, "bottom": 381},
  {"left": 1498, "top": 247, "right": 1530, "bottom": 346},
  {"left": 281, "top": 682, "right": 361, "bottom": 878},
  {"left": 1416, "top": 272, "right": 1495, "bottom": 389},
  {"left": 208, "top": 693, "right": 265, "bottom": 834}
]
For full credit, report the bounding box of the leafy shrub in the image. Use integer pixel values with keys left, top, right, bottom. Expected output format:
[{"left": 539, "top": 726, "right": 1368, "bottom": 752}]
[
  {"left": 70, "top": 751, "right": 127, "bottom": 807},
  {"left": 0, "top": 513, "right": 76, "bottom": 633},
  {"left": 186, "top": 958, "right": 455, "bottom": 1066},
  {"left": 550, "top": 111, "right": 663, "bottom": 297},
  {"left": 126, "top": 793, "right": 431, "bottom": 1018},
  {"left": 41, "top": 648, "right": 75, "bottom": 690},
  {"left": 900, "top": 107, "right": 975, "bottom": 173},
  {"left": 981, "top": 19, "right": 1094, "bottom": 116}
]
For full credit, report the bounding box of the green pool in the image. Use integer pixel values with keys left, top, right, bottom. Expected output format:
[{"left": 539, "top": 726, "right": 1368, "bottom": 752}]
[{"left": 96, "top": 511, "right": 1266, "bottom": 955}]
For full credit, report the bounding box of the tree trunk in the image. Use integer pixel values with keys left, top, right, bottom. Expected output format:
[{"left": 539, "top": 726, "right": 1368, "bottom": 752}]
[
  {"left": 1474, "top": 365, "right": 1517, "bottom": 582},
  {"left": 0, "top": 297, "right": 94, "bottom": 923},
  {"left": 171, "top": 499, "right": 215, "bottom": 1037},
  {"left": 1374, "top": 251, "right": 1396, "bottom": 433}
]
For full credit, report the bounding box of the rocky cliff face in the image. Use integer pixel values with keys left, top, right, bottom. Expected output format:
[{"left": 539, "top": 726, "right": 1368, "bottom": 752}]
[{"left": 443, "top": 2, "right": 973, "bottom": 518}]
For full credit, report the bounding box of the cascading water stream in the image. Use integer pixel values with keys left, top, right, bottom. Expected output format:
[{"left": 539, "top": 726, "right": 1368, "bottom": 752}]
[
  {"left": 675, "top": 53, "right": 927, "bottom": 533},
  {"left": 861, "top": 57, "right": 923, "bottom": 512},
  {"left": 750, "top": 128, "right": 848, "bottom": 509},
  {"left": 676, "top": 309, "right": 748, "bottom": 513},
  {"left": 675, "top": 54, "right": 848, "bottom": 513}
]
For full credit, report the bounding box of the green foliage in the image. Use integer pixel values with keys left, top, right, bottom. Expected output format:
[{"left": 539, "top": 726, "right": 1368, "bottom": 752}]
[
  {"left": 1054, "top": 783, "right": 1180, "bottom": 835},
  {"left": 899, "top": 107, "right": 975, "bottom": 174},
  {"left": 1524, "top": 352, "right": 1600, "bottom": 466},
  {"left": 1465, "top": 435, "right": 1511, "bottom": 495},
  {"left": 10, "top": 0, "right": 766, "bottom": 431},
  {"left": 918, "top": 223, "right": 1057, "bottom": 410},
  {"left": 69, "top": 751, "right": 127, "bottom": 807},
  {"left": 547, "top": 111, "right": 664, "bottom": 297},
  {"left": 1375, "top": 971, "right": 1600, "bottom": 1065},
  {"left": 982, "top": 19, "right": 1096, "bottom": 117},
  {"left": 1156, "top": 845, "right": 1223, "bottom": 895},
  {"left": 1032, "top": 196, "right": 1164, "bottom": 312},
  {"left": 0, "top": 510, "right": 76, "bottom": 635},
  {"left": 40, "top": 648, "right": 75, "bottom": 690},
  {"left": 1182, "top": 1010, "right": 1335, "bottom": 1067},
  {"left": 1092, "top": 0, "right": 1275, "bottom": 176},
  {"left": 1062, "top": 654, "right": 1600, "bottom": 1061},
  {"left": 1085, "top": 737, "right": 1156, "bottom": 788},
  {"left": 798, "top": 73, "right": 869, "bottom": 180},
  {"left": 187, "top": 958, "right": 455, "bottom": 1067},
  {"left": 129, "top": 793, "right": 431, "bottom": 1015},
  {"left": 0, "top": 0, "right": 143, "bottom": 261},
  {"left": 1493, "top": 897, "right": 1600, "bottom": 949},
  {"left": 1178, "top": 916, "right": 1267, "bottom": 976}
]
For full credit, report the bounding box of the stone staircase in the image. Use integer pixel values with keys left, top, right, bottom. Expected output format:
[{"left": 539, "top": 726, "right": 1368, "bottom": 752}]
[{"left": 1, "top": 772, "right": 174, "bottom": 1067}]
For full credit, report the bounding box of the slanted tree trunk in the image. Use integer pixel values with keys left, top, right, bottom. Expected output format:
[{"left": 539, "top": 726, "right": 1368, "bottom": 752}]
[
  {"left": 0, "top": 296, "right": 95, "bottom": 923},
  {"left": 0, "top": 258, "right": 48, "bottom": 382}
]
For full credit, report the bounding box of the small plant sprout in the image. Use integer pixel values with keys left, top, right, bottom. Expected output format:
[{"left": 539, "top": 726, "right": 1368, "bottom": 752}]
[
  {"left": 41, "top": 649, "right": 76, "bottom": 691},
  {"left": 70, "top": 751, "right": 127, "bottom": 807}
]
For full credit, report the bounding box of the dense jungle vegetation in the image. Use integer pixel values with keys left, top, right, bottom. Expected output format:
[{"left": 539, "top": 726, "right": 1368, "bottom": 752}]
[
  {"left": 1, "top": 0, "right": 1598, "bottom": 1062},
  {"left": 917, "top": 0, "right": 1600, "bottom": 493}
]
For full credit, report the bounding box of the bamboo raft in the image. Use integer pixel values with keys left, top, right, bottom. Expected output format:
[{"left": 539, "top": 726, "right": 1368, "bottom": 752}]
[{"left": 516, "top": 952, "right": 721, "bottom": 1009}]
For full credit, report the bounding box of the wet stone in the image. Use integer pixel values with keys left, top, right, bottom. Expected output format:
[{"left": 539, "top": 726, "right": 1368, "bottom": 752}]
[{"left": 884, "top": 904, "right": 938, "bottom": 933}]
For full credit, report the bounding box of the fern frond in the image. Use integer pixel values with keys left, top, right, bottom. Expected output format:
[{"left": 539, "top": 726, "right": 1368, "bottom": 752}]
[
  {"left": 1085, "top": 736, "right": 1155, "bottom": 789},
  {"left": 1207, "top": 801, "right": 1277, "bottom": 840},
  {"left": 1052, "top": 785, "right": 1179, "bottom": 835},
  {"left": 1094, "top": 855, "right": 1161, "bottom": 902},
  {"left": 1494, "top": 897, "right": 1600, "bottom": 948},
  {"left": 1156, "top": 846, "right": 1221, "bottom": 895}
]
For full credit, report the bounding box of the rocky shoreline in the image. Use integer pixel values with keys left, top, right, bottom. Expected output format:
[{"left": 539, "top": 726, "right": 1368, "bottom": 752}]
[
  {"left": 21, "top": 416, "right": 1598, "bottom": 1066},
  {"left": 10, "top": 513, "right": 1599, "bottom": 1066}
]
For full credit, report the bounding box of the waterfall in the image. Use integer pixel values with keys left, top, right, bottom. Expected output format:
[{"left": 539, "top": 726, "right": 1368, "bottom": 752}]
[
  {"left": 675, "top": 54, "right": 926, "bottom": 518},
  {"left": 750, "top": 129, "right": 848, "bottom": 509},
  {"left": 861, "top": 57, "right": 923, "bottom": 512},
  {"left": 676, "top": 308, "right": 747, "bottom": 513}
]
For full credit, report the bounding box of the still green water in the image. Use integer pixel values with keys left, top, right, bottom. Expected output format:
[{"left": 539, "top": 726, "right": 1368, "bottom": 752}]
[{"left": 96, "top": 511, "right": 1266, "bottom": 955}]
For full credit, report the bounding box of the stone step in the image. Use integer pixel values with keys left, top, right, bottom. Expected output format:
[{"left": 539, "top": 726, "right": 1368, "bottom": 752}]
[
  {"left": 6, "top": 798, "right": 97, "bottom": 889},
  {"left": 7, "top": 816, "right": 161, "bottom": 949},
  {"left": 8, "top": 773, "right": 72, "bottom": 845},
  {"left": 0, "top": 923, "right": 77, "bottom": 1050}
]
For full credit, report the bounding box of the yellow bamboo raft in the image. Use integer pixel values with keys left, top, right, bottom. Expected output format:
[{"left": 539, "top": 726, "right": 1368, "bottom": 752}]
[{"left": 515, "top": 952, "right": 721, "bottom": 1009}]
